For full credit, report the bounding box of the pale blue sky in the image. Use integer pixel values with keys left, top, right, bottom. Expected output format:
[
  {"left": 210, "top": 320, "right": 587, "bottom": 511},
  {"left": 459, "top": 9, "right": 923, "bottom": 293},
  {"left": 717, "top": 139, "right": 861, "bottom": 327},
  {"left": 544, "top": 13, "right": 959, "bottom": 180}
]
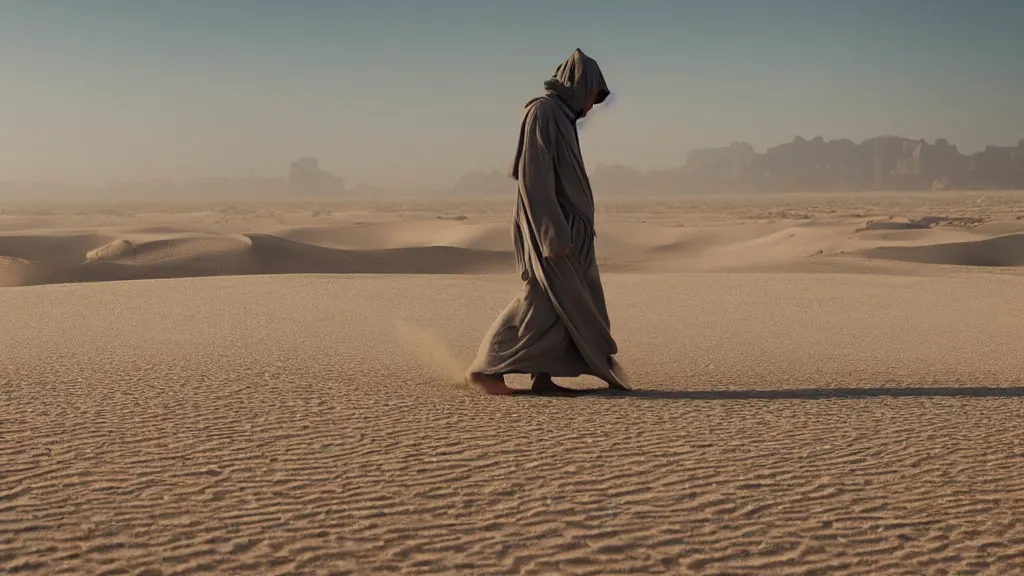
[{"left": 1, "top": 0, "right": 1021, "bottom": 188}]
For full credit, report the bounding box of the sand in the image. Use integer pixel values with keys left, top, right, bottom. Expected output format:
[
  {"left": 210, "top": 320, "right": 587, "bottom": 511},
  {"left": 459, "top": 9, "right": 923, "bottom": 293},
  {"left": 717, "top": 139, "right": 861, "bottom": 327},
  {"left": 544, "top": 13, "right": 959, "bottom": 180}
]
[{"left": 3, "top": 191, "right": 1024, "bottom": 575}]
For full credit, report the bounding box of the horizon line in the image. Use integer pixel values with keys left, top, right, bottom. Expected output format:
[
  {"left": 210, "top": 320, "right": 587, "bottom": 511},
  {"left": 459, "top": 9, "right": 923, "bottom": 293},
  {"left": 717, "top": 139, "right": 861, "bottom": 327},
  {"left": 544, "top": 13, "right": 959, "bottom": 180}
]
[{"left": 2, "top": 133, "right": 1022, "bottom": 189}]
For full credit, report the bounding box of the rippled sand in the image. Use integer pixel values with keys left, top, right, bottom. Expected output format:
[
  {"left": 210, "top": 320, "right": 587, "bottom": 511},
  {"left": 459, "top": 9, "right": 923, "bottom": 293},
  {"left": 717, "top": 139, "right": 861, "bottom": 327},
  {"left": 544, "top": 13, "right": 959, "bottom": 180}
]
[{"left": 3, "top": 193, "right": 1024, "bottom": 574}]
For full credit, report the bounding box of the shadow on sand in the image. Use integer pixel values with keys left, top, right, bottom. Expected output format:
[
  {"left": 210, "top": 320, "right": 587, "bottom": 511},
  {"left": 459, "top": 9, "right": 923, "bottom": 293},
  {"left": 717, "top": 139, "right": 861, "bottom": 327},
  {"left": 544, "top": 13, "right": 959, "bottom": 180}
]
[{"left": 515, "top": 387, "right": 1024, "bottom": 400}]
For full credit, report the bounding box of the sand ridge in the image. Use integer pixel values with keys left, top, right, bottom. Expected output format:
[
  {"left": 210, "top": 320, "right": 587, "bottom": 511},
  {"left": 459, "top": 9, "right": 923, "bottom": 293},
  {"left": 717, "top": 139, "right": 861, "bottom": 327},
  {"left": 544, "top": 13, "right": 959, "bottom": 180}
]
[
  {"left": 4, "top": 192, "right": 1024, "bottom": 286},
  {"left": 0, "top": 232, "right": 512, "bottom": 287}
]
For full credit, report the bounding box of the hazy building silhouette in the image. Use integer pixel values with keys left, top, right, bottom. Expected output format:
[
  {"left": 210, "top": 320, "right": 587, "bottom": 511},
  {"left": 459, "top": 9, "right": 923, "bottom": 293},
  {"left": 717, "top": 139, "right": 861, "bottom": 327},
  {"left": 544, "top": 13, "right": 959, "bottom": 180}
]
[
  {"left": 288, "top": 157, "right": 345, "bottom": 197},
  {"left": 442, "top": 134, "right": 1024, "bottom": 196}
]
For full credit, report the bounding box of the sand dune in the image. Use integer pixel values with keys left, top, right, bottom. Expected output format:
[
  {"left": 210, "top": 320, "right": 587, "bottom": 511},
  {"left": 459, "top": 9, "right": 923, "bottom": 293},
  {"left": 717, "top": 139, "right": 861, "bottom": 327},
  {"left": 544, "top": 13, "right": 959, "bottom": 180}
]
[
  {"left": 4, "top": 193, "right": 1024, "bottom": 574},
  {"left": 863, "top": 233, "right": 1024, "bottom": 267},
  {"left": 4, "top": 199, "right": 1024, "bottom": 286},
  {"left": 277, "top": 221, "right": 514, "bottom": 252},
  {"left": 0, "top": 232, "right": 512, "bottom": 287},
  {"left": 0, "top": 232, "right": 119, "bottom": 265}
]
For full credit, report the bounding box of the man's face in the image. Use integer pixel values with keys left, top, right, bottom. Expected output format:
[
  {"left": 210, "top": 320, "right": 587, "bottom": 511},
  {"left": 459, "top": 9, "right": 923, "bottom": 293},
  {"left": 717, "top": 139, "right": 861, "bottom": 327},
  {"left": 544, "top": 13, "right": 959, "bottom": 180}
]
[{"left": 582, "top": 93, "right": 597, "bottom": 117}]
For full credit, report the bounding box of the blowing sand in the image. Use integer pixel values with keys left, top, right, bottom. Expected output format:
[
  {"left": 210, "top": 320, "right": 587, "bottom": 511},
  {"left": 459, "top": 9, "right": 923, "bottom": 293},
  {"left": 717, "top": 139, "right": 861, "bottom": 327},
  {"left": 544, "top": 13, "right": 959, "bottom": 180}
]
[{"left": 3, "top": 191, "right": 1024, "bottom": 575}]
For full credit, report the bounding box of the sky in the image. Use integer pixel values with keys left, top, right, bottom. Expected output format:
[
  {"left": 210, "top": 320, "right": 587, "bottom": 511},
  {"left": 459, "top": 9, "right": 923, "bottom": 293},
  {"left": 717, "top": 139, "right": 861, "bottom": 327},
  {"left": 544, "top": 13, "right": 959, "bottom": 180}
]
[{"left": 1, "top": 0, "right": 1022, "bottom": 189}]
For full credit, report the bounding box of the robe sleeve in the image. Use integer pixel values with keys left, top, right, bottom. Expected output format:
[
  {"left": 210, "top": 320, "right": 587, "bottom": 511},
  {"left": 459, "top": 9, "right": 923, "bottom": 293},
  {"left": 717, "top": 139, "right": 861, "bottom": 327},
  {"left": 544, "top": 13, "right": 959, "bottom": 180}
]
[{"left": 516, "top": 104, "right": 572, "bottom": 257}]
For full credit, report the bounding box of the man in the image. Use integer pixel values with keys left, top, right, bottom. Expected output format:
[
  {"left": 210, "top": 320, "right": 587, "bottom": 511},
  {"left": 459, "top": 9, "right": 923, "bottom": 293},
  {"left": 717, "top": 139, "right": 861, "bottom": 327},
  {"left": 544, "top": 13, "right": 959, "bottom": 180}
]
[{"left": 466, "top": 48, "right": 629, "bottom": 396}]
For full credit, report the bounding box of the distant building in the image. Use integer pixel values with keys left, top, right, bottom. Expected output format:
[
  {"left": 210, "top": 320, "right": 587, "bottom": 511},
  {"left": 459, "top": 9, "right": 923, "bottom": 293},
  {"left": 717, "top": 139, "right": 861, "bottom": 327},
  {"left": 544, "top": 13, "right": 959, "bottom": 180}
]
[{"left": 288, "top": 157, "right": 344, "bottom": 197}]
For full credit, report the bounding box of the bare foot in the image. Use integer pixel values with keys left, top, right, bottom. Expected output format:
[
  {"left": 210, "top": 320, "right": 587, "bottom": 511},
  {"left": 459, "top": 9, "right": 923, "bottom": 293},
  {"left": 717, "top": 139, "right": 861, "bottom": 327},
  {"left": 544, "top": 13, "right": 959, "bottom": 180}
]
[
  {"left": 530, "top": 374, "right": 583, "bottom": 395},
  {"left": 466, "top": 372, "right": 516, "bottom": 396}
]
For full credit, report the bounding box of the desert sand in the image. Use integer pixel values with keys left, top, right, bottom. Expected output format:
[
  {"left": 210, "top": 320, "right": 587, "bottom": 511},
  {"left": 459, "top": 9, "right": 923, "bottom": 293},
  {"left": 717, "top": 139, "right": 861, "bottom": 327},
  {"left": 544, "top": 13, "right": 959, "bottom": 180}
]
[{"left": 3, "top": 191, "right": 1024, "bottom": 575}]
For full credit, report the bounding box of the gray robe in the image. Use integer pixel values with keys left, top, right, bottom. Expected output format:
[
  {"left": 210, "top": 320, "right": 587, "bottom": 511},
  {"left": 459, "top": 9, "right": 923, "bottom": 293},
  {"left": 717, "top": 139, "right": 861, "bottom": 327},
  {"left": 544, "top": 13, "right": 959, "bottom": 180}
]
[{"left": 469, "top": 49, "right": 628, "bottom": 390}]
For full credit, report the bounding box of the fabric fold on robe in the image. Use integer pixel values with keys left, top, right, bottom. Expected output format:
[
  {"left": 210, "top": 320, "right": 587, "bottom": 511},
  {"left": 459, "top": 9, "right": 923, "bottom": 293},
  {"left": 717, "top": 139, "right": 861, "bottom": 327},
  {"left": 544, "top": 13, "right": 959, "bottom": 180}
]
[{"left": 469, "top": 48, "right": 628, "bottom": 390}]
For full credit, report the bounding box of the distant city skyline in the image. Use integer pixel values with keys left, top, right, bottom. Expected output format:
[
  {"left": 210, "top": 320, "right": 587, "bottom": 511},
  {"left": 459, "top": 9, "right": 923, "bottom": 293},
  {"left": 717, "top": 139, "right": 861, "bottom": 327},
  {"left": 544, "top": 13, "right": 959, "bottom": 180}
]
[
  {"left": 2, "top": 0, "right": 1022, "bottom": 188},
  {"left": 3, "top": 132, "right": 1022, "bottom": 201}
]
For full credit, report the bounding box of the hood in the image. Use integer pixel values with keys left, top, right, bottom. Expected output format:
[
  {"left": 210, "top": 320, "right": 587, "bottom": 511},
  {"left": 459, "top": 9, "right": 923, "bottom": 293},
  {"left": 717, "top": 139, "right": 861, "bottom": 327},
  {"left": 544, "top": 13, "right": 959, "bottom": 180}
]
[{"left": 543, "top": 48, "right": 610, "bottom": 119}]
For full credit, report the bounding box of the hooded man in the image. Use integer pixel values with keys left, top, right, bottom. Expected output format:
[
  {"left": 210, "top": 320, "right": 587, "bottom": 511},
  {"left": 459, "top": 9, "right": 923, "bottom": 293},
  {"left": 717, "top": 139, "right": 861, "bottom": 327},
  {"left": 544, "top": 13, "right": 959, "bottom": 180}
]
[{"left": 466, "top": 49, "right": 629, "bottom": 395}]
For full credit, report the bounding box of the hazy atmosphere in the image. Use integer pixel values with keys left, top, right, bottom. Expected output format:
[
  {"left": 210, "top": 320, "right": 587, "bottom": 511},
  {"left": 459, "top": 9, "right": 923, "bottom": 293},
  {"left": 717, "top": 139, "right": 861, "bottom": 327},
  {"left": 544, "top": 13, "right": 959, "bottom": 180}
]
[
  {"left": 5, "top": 2, "right": 1024, "bottom": 575},
  {"left": 2, "top": 0, "right": 1022, "bottom": 191}
]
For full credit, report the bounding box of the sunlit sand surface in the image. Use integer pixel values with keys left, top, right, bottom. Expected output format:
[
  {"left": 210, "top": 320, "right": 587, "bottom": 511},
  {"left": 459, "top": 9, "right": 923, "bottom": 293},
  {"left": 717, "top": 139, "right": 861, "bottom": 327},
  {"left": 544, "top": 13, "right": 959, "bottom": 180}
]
[{"left": 3, "top": 192, "right": 1024, "bottom": 574}]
